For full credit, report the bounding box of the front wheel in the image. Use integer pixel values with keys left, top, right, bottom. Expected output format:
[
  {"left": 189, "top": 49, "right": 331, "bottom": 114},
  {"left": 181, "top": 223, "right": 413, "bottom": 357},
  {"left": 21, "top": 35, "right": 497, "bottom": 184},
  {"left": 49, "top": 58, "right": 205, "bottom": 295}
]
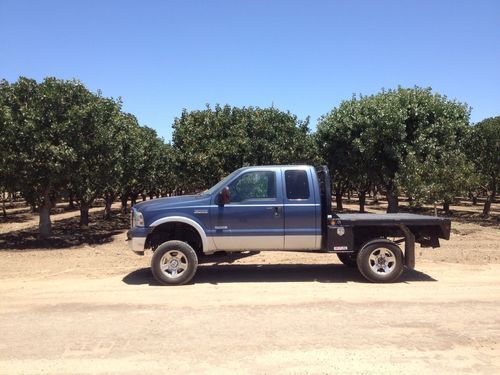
[
  {"left": 356, "top": 241, "right": 403, "bottom": 283},
  {"left": 151, "top": 240, "right": 198, "bottom": 285}
]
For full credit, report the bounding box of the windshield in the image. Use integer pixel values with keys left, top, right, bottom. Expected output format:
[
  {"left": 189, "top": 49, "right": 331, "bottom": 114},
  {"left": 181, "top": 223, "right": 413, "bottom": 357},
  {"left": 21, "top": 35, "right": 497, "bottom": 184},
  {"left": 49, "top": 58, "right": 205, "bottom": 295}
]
[{"left": 203, "top": 168, "right": 242, "bottom": 196}]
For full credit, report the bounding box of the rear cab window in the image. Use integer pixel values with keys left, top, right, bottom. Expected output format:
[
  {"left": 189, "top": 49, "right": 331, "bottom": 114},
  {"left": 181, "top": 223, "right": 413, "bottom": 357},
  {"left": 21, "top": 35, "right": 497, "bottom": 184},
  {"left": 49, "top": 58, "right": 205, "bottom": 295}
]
[{"left": 284, "top": 170, "right": 310, "bottom": 200}]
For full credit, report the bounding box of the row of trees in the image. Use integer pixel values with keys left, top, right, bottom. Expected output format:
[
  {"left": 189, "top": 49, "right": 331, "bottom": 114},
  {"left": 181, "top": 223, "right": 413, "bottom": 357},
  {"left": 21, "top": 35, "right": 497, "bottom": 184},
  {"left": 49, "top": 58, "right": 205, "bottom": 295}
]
[
  {"left": 0, "top": 77, "right": 498, "bottom": 239},
  {"left": 0, "top": 77, "right": 176, "bottom": 237},
  {"left": 316, "top": 87, "right": 498, "bottom": 215}
]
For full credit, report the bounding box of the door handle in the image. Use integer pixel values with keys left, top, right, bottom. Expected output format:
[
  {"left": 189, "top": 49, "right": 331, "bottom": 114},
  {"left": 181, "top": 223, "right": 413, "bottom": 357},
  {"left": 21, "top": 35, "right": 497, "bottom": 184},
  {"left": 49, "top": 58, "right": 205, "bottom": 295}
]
[{"left": 273, "top": 207, "right": 280, "bottom": 216}]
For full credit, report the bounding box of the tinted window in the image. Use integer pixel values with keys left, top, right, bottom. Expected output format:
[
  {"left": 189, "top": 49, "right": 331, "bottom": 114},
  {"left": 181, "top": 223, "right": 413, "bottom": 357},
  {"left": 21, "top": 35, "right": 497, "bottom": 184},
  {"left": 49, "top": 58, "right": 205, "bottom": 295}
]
[
  {"left": 228, "top": 171, "right": 276, "bottom": 203},
  {"left": 285, "top": 170, "right": 310, "bottom": 199}
]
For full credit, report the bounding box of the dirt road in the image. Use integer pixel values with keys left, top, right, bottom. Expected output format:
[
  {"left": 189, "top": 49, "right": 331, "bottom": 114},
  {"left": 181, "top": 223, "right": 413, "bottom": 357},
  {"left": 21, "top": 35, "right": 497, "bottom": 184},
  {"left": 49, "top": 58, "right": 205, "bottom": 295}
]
[
  {"left": 1, "top": 201, "right": 499, "bottom": 374},
  {"left": 1, "top": 248, "right": 500, "bottom": 374}
]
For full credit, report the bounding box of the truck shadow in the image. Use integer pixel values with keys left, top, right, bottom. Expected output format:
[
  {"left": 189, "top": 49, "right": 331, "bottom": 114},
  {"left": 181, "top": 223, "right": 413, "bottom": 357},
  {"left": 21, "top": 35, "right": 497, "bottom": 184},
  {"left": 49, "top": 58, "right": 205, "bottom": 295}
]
[{"left": 122, "top": 264, "right": 436, "bottom": 286}]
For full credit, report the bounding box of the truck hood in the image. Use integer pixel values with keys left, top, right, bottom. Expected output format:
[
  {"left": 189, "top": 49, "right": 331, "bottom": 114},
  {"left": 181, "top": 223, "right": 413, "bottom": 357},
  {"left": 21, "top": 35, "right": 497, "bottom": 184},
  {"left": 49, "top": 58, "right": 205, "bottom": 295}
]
[{"left": 133, "top": 194, "right": 212, "bottom": 215}]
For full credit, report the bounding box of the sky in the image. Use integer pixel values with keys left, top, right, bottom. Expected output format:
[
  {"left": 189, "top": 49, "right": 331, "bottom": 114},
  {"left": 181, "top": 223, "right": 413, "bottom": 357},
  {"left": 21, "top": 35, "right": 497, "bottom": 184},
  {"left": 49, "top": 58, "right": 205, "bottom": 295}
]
[{"left": 1, "top": 0, "right": 499, "bottom": 140}]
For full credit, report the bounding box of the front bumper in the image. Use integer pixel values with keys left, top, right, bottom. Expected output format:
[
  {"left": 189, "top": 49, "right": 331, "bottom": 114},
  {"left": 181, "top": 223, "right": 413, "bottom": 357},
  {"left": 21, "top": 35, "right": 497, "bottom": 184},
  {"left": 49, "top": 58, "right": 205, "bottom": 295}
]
[{"left": 127, "top": 227, "right": 149, "bottom": 255}]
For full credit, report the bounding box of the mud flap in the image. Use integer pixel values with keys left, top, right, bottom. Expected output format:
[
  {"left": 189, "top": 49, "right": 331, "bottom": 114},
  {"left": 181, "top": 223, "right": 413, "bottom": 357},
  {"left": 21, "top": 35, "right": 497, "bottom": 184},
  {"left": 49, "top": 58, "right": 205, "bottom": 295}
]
[{"left": 399, "top": 224, "right": 415, "bottom": 269}]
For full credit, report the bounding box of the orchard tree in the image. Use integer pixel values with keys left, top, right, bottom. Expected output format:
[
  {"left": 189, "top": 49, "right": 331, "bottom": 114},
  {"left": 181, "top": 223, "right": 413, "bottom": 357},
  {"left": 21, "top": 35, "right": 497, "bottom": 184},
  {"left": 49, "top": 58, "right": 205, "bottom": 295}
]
[
  {"left": 67, "top": 91, "right": 122, "bottom": 226},
  {"left": 117, "top": 113, "right": 143, "bottom": 213},
  {"left": 399, "top": 149, "right": 474, "bottom": 215},
  {"left": 316, "top": 96, "right": 379, "bottom": 212},
  {"left": 135, "top": 126, "right": 164, "bottom": 201},
  {"left": 467, "top": 116, "right": 500, "bottom": 217},
  {"left": 173, "top": 105, "right": 313, "bottom": 192},
  {"left": 7, "top": 77, "right": 85, "bottom": 237},
  {"left": 155, "top": 142, "right": 177, "bottom": 197},
  {"left": 241, "top": 107, "right": 313, "bottom": 166},
  {"left": 172, "top": 105, "right": 249, "bottom": 191},
  {"left": 0, "top": 80, "right": 15, "bottom": 216},
  {"left": 393, "top": 87, "right": 472, "bottom": 213},
  {"left": 317, "top": 87, "right": 472, "bottom": 213}
]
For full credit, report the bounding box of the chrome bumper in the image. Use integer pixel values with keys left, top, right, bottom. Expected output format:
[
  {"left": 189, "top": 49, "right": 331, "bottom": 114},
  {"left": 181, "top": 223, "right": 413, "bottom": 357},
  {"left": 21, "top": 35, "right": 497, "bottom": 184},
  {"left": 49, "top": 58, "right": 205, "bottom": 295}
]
[{"left": 128, "top": 236, "right": 146, "bottom": 255}]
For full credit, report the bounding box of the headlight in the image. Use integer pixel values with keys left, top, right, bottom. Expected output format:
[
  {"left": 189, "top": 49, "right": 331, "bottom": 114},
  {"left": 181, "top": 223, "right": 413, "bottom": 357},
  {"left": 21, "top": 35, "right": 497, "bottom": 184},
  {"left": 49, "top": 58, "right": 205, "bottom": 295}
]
[{"left": 132, "top": 208, "right": 145, "bottom": 227}]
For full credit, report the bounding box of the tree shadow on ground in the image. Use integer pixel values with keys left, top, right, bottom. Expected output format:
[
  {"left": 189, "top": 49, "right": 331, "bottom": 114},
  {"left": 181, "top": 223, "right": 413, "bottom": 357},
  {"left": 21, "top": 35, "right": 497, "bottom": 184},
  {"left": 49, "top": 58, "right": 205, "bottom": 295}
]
[
  {"left": 0, "top": 208, "right": 129, "bottom": 251},
  {"left": 0, "top": 208, "right": 33, "bottom": 224},
  {"left": 122, "top": 264, "right": 436, "bottom": 286}
]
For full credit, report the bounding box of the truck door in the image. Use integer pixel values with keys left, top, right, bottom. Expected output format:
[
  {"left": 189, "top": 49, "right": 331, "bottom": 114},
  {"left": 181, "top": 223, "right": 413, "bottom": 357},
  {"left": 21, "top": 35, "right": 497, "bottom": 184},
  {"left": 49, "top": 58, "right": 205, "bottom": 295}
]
[
  {"left": 282, "top": 167, "right": 320, "bottom": 250},
  {"left": 210, "top": 169, "right": 284, "bottom": 250}
]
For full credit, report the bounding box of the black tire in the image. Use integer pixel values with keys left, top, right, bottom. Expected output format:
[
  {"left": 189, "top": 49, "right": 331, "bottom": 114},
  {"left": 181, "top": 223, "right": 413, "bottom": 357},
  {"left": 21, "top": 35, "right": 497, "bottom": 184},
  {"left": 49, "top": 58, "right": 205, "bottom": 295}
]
[
  {"left": 337, "top": 252, "right": 357, "bottom": 267},
  {"left": 151, "top": 240, "right": 198, "bottom": 285},
  {"left": 356, "top": 241, "right": 403, "bottom": 283}
]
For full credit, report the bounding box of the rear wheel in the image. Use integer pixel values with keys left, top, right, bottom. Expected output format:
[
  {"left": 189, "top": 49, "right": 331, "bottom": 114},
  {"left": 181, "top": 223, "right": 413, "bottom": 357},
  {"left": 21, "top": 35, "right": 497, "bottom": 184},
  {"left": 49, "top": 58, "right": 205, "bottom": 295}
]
[
  {"left": 357, "top": 241, "right": 403, "bottom": 283},
  {"left": 151, "top": 240, "right": 198, "bottom": 285},
  {"left": 337, "top": 252, "right": 357, "bottom": 267}
]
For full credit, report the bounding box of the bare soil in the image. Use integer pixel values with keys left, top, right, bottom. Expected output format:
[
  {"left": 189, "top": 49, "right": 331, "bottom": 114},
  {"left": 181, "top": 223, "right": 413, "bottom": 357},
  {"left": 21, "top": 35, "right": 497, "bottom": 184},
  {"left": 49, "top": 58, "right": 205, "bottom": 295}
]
[{"left": 0, "top": 199, "right": 499, "bottom": 374}]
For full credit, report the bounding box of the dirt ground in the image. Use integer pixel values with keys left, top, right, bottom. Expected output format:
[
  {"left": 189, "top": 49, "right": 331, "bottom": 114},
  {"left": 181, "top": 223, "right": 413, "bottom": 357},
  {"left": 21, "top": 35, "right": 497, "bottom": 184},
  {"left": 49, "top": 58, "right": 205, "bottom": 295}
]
[{"left": 0, "top": 199, "right": 499, "bottom": 374}]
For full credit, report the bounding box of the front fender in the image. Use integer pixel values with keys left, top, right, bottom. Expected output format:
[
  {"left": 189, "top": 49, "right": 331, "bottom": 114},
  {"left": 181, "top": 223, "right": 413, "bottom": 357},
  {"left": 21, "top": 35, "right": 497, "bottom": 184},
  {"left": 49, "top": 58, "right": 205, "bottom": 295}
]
[{"left": 149, "top": 215, "right": 216, "bottom": 254}]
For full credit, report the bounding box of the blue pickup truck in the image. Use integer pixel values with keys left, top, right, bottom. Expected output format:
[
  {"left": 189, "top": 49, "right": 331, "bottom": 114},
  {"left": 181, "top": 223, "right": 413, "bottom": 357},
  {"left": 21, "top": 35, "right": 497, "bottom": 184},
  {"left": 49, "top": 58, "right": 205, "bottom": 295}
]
[{"left": 127, "top": 165, "right": 451, "bottom": 285}]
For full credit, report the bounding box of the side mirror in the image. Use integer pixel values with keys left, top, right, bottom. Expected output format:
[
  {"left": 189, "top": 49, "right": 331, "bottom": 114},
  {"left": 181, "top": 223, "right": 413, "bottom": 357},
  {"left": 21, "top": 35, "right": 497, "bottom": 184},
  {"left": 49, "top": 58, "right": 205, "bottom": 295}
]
[{"left": 218, "top": 187, "right": 231, "bottom": 205}]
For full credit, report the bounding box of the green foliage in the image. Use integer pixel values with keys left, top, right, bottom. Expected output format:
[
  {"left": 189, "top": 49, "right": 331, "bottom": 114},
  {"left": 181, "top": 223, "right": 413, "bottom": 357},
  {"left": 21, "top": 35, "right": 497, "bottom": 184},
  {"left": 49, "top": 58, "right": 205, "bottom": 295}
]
[
  {"left": 6, "top": 77, "right": 93, "bottom": 211},
  {"left": 0, "top": 74, "right": 491, "bottom": 230},
  {"left": 466, "top": 116, "right": 500, "bottom": 215},
  {"left": 317, "top": 86, "right": 473, "bottom": 212},
  {"left": 0, "top": 77, "right": 173, "bottom": 233},
  {"left": 172, "top": 104, "right": 314, "bottom": 191},
  {"left": 0, "top": 80, "right": 15, "bottom": 195},
  {"left": 66, "top": 90, "right": 123, "bottom": 219},
  {"left": 468, "top": 116, "right": 500, "bottom": 193},
  {"left": 136, "top": 126, "right": 164, "bottom": 195}
]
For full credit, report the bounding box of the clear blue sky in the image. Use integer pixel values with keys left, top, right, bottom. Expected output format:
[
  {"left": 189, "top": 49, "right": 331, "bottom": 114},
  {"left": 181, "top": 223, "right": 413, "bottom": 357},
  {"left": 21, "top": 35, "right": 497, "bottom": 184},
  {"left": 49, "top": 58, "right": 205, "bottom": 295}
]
[{"left": 1, "top": 0, "right": 499, "bottom": 140}]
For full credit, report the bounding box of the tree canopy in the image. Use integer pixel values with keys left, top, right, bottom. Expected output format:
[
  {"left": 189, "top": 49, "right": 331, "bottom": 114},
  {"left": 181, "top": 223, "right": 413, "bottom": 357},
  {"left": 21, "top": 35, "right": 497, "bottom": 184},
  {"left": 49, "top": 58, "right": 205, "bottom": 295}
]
[
  {"left": 0, "top": 76, "right": 496, "bottom": 238},
  {"left": 0, "top": 77, "right": 172, "bottom": 236},
  {"left": 466, "top": 116, "right": 500, "bottom": 216},
  {"left": 172, "top": 104, "right": 315, "bottom": 192},
  {"left": 317, "top": 87, "right": 474, "bottom": 213}
]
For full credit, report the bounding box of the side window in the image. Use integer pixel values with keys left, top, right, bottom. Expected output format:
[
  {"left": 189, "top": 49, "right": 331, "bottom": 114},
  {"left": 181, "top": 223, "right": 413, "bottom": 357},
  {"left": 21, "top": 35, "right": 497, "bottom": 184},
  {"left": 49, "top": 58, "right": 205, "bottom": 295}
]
[
  {"left": 285, "top": 170, "right": 310, "bottom": 200},
  {"left": 228, "top": 171, "right": 276, "bottom": 203}
]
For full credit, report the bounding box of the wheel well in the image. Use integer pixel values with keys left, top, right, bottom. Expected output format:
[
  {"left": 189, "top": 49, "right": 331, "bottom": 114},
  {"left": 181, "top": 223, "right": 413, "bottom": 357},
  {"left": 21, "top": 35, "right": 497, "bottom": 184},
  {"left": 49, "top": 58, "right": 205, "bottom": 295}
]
[
  {"left": 361, "top": 238, "right": 398, "bottom": 250},
  {"left": 146, "top": 222, "right": 203, "bottom": 255}
]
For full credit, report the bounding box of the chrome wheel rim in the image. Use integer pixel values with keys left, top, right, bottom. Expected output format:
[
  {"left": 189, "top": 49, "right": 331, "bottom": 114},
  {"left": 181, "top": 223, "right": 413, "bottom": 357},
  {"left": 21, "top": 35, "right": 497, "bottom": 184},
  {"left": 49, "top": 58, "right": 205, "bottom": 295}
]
[
  {"left": 160, "top": 250, "right": 189, "bottom": 279},
  {"left": 368, "top": 247, "right": 396, "bottom": 275}
]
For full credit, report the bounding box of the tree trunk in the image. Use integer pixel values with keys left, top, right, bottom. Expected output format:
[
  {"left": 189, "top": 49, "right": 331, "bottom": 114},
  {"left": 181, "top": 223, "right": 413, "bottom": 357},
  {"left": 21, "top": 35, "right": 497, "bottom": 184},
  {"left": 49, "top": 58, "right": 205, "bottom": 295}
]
[
  {"left": 386, "top": 183, "right": 399, "bottom": 214},
  {"left": 68, "top": 193, "right": 76, "bottom": 210},
  {"left": 483, "top": 191, "right": 496, "bottom": 217},
  {"left": 335, "top": 189, "right": 343, "bottom": 210},
  {"left": 443, "top": 200, "right": 450, "bottom": 215},
  {"left": 39, "top": 188, "right": 52, "bottom": 238},
  {"left": 407, "top": 195, "right": 414, "bottom": 206},
  {"left": 80, "top": 202, "right": 90, "bottom": 228},
  {"left": 120, "top": 194, "right": 128, "bottom": 214},
  {"left": 149, "top": 191, "right": 155, "bottom": 200},
  {"left": 2, "top": 193, "right": 6, "bottom": 217},
  {"left": 373, "top": 187, "right": 379, "bottom": 204},
  {"left": 104, "top": 193, "right": 115, "bottom": 220},
  {"left": 141, "top": 193, "right": 147, "bottom": 202},
  {"left": 472, "top": 195, "right": 478, "bottom": 205},
  {"left": 433, "top": 202, "right": 438, "bottom": 217},
  {"left": 358, "top": 191, "right": 366, "bottom": 213},
  {"left": 130, "top": 192, "right": 138, "bottom": 206}
]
